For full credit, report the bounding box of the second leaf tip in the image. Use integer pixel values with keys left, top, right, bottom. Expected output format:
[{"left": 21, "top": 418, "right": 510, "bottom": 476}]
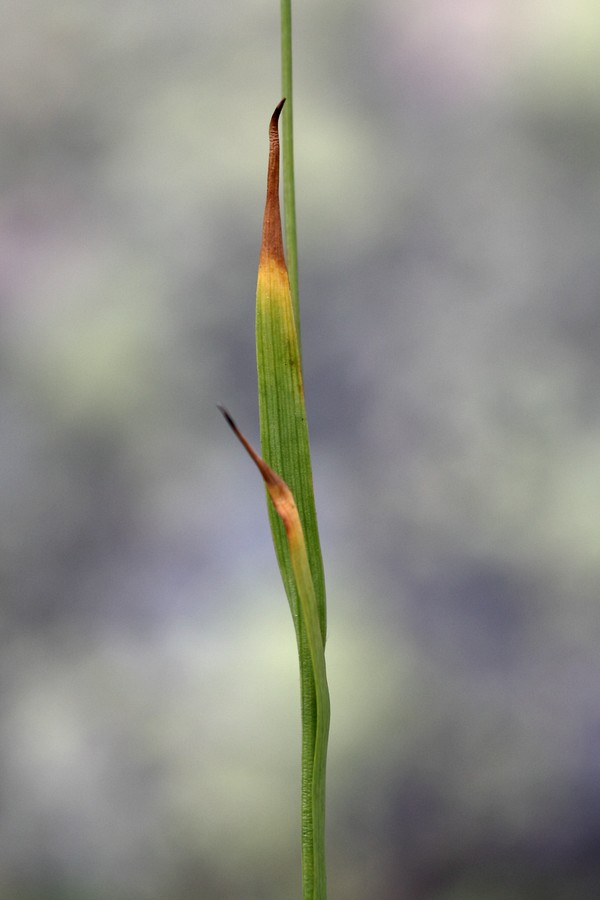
[{"left": 216, "top": 402, "right": 236, "bottom": 431}]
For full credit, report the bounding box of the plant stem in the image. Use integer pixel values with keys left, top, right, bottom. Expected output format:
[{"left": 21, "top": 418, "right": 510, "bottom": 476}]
[
  {"left": 280, "top": 0, "right": 300, "bottom": 343},
  {"left": 280, "top": 6, "right": 327, "bottom": 898}
]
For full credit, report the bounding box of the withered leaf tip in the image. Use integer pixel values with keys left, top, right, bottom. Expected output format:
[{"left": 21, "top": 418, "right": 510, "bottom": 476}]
[
  {"left": 262, "top": 99, "right": 287, "bottom": 266},
  {"left": 218, "top": 404, "right": 285, "bottom": 493},
  {"left": 217, "top": 404, "right": 260, "bottom": 468},
  {"left": 216, "top": 402, "right": 235, "bottom": 432},
  {"left": 269, "top": 99, "right": 286, "bottom": 139}
]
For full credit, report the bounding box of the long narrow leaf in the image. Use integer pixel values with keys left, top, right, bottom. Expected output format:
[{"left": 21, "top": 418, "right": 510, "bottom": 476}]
[
  {"left": 256, "top": 101, "right": 328, "bottom": 899},
  {"left": 256, "top": 99, "right": 326, "bottom": 643},
  {"left": 222, "top": 100, "right": 328, "bottom": 900},
  {"left": 218, "top": 406, "right": 330, "bottom": 899}
]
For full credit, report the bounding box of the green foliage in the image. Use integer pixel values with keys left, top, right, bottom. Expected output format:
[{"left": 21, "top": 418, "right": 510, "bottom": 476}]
[{"left": 254, "top": 95, "right": 329, "bottom": 898}]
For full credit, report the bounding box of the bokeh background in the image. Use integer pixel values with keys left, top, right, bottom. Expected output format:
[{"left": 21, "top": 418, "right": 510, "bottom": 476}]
[{"left": 2, "top": 1, "right": 600, "bottom": 898}]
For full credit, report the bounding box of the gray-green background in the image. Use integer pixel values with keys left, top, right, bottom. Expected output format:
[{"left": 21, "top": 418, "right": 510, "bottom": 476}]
[{"left": 2, "top": 2, "right": 600, "bottom": 898}]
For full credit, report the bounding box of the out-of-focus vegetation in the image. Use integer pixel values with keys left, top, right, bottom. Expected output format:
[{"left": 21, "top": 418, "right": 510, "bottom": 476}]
[{"left": 2, "top": 2, "right": 600, "bottom": 898}]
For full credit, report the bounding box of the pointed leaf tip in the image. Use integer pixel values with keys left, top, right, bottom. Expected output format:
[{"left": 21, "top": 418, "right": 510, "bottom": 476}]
[
  {"left": 218, "top": 405, "right": 251, "bottom": 454},
  {"left": 218, "top": 406, "right": 298, "bottom": 527},
  {"left": 216, "top": 403, "right": 235, "bottom": 431},
  {"left": 261, "top": 100, "right": 287, "bottom": 268},
  {"left": 272, "top": 97, "right": 286, "bottom": 123},
  {"left": 269, "top": 100, "right": 286, "bottom": 148}
]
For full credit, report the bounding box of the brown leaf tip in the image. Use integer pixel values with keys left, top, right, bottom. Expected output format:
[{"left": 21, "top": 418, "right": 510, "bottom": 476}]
[
  {"left": 217, "top": 404, "right": 263, "bottom": 472},
  {"left": 269, "top": 99, "right": 286, "bottom": 149},
  {"left": 261, "top": 100, "right": 287, "bottom": 267},
  {"left": 268, "top": 99, "right": 286, "bottom": 171},
  {"left": 216, "top": 403, "right": 236, "bottom": 432},
  {"left": 218, "top": 404, "right": 287, "bottom": 495},
  {"left": 271, "top": 98, "right": 286, "bottom": 128}
]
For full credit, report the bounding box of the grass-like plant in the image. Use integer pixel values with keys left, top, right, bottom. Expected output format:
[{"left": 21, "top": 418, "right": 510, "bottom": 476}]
[{"left": 219, "top": 3, "right": 329, "bottom": 898}]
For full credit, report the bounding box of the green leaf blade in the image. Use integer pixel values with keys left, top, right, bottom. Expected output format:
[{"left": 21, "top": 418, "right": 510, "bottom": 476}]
[
  {"left": 217, "top": 403, "right": 329, "bottom": 900},
  {"left": 255, "top": 101, "right": 328, "bottom": 900},
  {"left": 256, "top": 101, "right": 326, "bottom": 643}
]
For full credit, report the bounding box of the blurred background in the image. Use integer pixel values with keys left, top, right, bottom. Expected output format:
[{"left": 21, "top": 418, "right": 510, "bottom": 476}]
[{"left": 2, "top": 1, "right": 600, "bottom": 897}]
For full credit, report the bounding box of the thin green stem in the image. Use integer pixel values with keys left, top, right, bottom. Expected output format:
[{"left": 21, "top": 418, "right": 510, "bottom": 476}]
[
  {"left": 280, "top": 0, "right": 300, "bottom": 343},
  {"left": 280, "top": 5, "right": 327, "bottom": 898}
]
